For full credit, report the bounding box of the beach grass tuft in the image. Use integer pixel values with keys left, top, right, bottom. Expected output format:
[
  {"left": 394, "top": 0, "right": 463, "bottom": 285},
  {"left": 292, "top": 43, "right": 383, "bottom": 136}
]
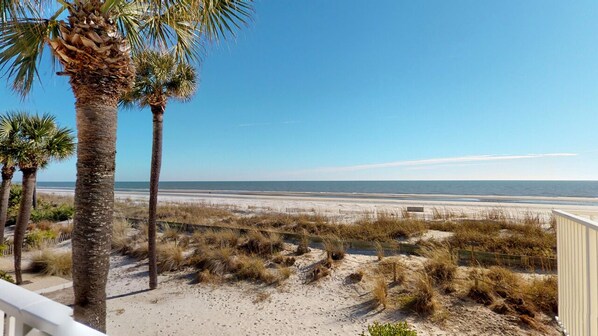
[{"left": 29, "top": 250, "right": 72, "bottom": 277}]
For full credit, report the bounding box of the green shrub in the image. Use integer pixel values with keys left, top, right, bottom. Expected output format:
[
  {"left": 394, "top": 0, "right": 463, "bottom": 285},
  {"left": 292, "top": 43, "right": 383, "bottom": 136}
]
[
  {"left": 8, "top": 184, "right": 22, "bottom": 208},
  {"left": 0, "top": 270, "right": 14, "bottom": 283},
  {"left": 25, "top": 229, "right": 58, "bottom": 248},
  {"left": 360, "top": 322, "right": 417, "bottom": 336},
  {"left": 30, "top": 204, "right": 74, "bottom": 222}
]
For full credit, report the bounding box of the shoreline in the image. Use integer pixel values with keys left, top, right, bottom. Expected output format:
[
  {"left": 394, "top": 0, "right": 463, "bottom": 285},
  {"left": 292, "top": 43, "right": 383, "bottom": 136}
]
[
  {"left": 39, "top": 188, "right": 598, "bottom": 221},
  {"left": 39, "top": 187, "right": 598, "bottom": 205}
]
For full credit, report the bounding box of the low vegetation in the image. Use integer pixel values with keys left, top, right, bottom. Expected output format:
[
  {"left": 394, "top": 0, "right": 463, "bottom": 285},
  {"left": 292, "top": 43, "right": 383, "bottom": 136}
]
[
  {"left": 29, "top": 250, "right": 72, "bottom": 277},
  {"left": 10, "top": 194, "right": 559, "bottom": 333},
  {"left": 422, "top": 247, "right": 456, "bottom": 289},
  {"left": 5, "top": 187, "right": 74, "bottom": 226},
  {"left": 0, "top": 270, "right": 14, "bottom": 283},
  {"left": 360, "top": 321, "right": 418, "bottom": 336},
  {"left": 372, "top": 277, "right": 389, "bottom": 309},
  {"left": 402, "top": 273, "right": 437, "bottom": 315}
]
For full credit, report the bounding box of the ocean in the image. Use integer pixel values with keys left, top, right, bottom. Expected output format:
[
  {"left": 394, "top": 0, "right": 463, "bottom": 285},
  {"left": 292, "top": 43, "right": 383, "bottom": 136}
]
[{"left": 37, "top": 180, "right": 598, "bottom": 198}]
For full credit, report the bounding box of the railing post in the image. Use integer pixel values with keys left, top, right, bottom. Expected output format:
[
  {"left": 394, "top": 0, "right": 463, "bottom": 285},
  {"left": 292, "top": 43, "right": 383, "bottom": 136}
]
[
  {"left": 585, "top": 226, "right": 592, "bottom": 335},
  {"left": 553, "top": 210, "right": 598, "bottom": 336}
]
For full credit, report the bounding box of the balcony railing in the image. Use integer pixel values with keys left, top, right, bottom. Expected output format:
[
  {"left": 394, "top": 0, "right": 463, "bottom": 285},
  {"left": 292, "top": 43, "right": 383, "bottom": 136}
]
[
  {"left": 554, "top": 210, "right": 598, "bottom": 336},
  {"left": 0, "top": 279, "right": 105, "bottom": 336}
]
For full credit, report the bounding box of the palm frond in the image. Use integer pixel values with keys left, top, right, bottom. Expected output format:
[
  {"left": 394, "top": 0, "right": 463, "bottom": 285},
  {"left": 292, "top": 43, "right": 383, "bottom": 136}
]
[
  {"left": 0, "top": 18, "right": 59, "bottom": 95},
  {"left": 193, "top": 0, "right": 253, "bottom": 41},
  {"left": 0, "top": 0, "right": 52, "bottom": 23},
  {"left": 10, "top": 112, "right": 75, "bottom": 169},
  {"left": 120, "top": 49, "right": 197, "bottom": 109}
]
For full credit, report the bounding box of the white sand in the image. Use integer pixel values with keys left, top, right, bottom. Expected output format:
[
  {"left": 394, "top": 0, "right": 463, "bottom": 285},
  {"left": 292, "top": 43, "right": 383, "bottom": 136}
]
[
  {"left": 27, "top": 189, "right": 570, "bottom": 335},
  {"left": 41, "top": 188, "right": 598, "bottom": 222},
  {"left": 37, "top": 246, "right": 558, "bottom": 336}
]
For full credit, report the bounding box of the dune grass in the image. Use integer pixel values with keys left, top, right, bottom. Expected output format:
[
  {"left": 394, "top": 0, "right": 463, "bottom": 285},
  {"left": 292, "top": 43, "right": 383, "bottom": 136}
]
[
  {"left": 422, "top": 247, "right": 457, "bottom": 288},
  {"left": 372, "top": 277, "right": 389, "bottom": 309},
  {"left": 157, "top": 243, "right": 185, "bottom": 273},
  {"left": 402, "top": 273, "right": 437, "bottom": 315},
  {"left": 29, "top": 250, "right": 72, "bottom": 277}
]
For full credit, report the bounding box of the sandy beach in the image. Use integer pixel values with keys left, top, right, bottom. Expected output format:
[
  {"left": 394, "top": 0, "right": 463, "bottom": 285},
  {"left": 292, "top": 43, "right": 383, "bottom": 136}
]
[
  {"left": 40, "top": 188, "right": 598, "bottom": 222},
  {"left": 0, "top": 190, "right": 567, "bottom": 335},
  {"left": 43, "top": 247, "right": 556, "bottom": 336}
]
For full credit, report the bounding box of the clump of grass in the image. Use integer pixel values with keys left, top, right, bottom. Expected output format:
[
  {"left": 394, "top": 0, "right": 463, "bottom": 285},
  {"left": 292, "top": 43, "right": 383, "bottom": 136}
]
[
  {"left": 130, "top": 242, "right": 149, "bottom": 260},
  {"left": 235, "top": 255, "right": 275, "bottom": 283},
  {"left": 448, "top": 219, "right": 556, "bottom": 258},
  {"left": 486, "top": 266, "right": 521, "bottom": 296},
  {"left": 323, "top": 236, "right": 345, "bottom": 261},
  {"left": 120, "top": 202, "right": 233, "bottom": 223},
  {"left": 524, "top": 275, "right": 558, "bottom": 315},
  {"left": 29, "top": 250, "right": 72, "bottom": 277},
  {"left": 161, "top": 225, "right": 181, "bottom": 243},
  {"left": 345, "top": 213, "right": 426, "bottom": 241},
  {"left": 239, "top": 230, "right": 283, "bottom": 257},
  {"left": 196, "top": 269, "right": 218, "bottom": 284},
  {"left": 372, "top": 277, "right": 388, "bottom": 309},
  {"left": 466, "top": 271, "right": 494, "bottom": 306},
  {"left": 275, "top": 266, "right": 292, "bottom": 283},
  {"left": 135, "top": 222, "right": 149, "bottom": 242},
  {"left": 422, "top": 247, "right": 456, "bottom": 288},
  {"left": 202, "top": 229, "right": 240, "bottom": 248},
  {"left": 156, "top": 244, "right": 185, "bottom": 273},
  {"left": 402, "top": 273, "right": 436, "bottom": 315},
  {"left": 360, "top": 321, "right": 418, "bottom": 336},
  {"left": 112, "top": 220, "right": 133, "bottom": 254},
  {"left": 190, "top": 246, "right": 237, "bottom": 276},
  {"left": 295, "top": 230, "right": 310, "bottom": 255}
]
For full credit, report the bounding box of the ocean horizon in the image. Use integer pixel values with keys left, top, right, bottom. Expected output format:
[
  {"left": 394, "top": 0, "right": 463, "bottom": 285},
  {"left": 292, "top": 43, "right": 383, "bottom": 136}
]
[{"left": 37, "top": 180, "right": 598, "bottom": 199}]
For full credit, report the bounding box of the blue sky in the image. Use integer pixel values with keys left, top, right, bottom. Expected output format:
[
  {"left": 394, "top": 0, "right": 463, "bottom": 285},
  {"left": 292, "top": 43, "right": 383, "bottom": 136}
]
[{"left": 2, "top": 1, "right": 598, "bottom": 181}]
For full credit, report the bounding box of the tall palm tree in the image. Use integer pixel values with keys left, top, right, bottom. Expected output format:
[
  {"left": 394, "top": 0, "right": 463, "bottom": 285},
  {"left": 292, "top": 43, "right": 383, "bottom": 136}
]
[
  {"left": 121, "top": 50, "right": 197, "bottom": 290},
  {"left": 0, "top": 1, "right": 251, "bottom": 330},
  {"left": 0, "top": 112, "right": 25, "bottom": 245},
  {"left": 11, "top": 113, "right": 75, "bottom": 285}
]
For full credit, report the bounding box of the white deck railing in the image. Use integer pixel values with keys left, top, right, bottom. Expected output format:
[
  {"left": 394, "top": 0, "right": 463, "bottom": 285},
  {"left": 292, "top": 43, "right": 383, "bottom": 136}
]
[
  {"left": 554, "top": 210, "right": 598, "bottom": 336},
  {"left": 0, "top": 279, "right": 106, "bottom": 336}
]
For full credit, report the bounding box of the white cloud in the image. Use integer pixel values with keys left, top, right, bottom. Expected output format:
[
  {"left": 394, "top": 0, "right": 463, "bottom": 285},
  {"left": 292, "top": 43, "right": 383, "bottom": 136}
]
[{"left": 298, "top": 153, "right": 578, "bottom": 174}]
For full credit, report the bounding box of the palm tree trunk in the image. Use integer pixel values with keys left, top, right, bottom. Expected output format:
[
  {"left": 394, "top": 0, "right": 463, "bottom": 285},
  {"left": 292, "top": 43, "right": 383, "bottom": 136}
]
[
  {"left": 14, "top": 168, "right": 36, "bottom": 285},
  {"left": 148, "top": 105, "right": 165, "bottom": 290},
  {"left": 0, "top": 165, "right": 15, "bottom": 245},
  {"left": 71, "top": 98, "right": 118, "bottom": 332}
]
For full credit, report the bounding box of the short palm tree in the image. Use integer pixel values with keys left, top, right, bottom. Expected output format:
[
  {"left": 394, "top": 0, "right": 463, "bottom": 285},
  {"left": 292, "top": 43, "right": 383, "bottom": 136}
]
[
  {"left": 121, "top": 50, "right": 197, "bottom": 290},
  {"left": 1, "top": 0, "right": 251, "bottom": 330},
  {"left": 12, "top": 113, "right": 75, "bottom": 285},
  {"left": 0, "top": 112, "right": 25, "bottom": 245}
]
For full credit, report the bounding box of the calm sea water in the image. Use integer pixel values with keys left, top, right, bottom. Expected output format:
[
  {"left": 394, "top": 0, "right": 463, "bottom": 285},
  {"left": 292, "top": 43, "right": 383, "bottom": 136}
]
[{"left": 37, "top": 181, "right": 598, "bottom": 198}]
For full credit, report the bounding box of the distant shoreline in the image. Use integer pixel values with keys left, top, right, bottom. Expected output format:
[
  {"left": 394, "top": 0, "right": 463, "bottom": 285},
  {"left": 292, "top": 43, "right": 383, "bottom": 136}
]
[
  {"left": 36, "top": 180, "right": 598, "bottom": 199},
  {"left": 39, "top": 188, "right": 598, "bottom": 222},
  {"left": 39, "top": 186, "right": 598, "bottom": 207}
]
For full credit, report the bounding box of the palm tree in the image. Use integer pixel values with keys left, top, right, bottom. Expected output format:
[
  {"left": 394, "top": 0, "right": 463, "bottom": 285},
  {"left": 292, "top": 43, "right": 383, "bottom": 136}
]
[
  {"left": 121, "top": 50, "right": 196, "bottom": 290},
  {"left": 0, "top": 1, "right": 251, "bottom": 330},
  {"left": 11, "top": 113, "right": 75, "bottom": 285},
  {"left": 0, "top": 112, "right": 25, "bottom": 245}
]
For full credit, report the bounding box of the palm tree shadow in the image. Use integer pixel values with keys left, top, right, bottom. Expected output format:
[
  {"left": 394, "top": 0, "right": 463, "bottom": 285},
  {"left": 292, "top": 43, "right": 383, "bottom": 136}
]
[
  {"left": 345, "top": 299, "right": 386, "bottom": 319},
  {"left": 107, "top": 288, "right": 152, "bottom": 300}
]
